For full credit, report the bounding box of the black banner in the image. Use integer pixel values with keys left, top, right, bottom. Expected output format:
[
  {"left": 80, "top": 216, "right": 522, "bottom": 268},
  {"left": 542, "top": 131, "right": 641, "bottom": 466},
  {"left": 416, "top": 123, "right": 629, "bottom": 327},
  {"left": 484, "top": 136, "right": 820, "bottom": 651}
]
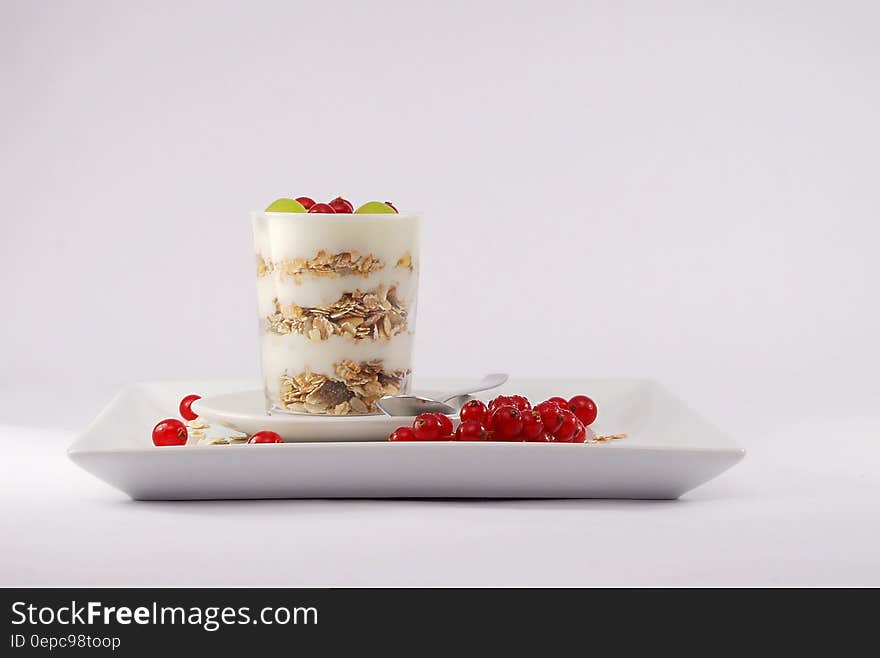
[{"left": 0, "top": 588, "right": 865, "bottom": 653}]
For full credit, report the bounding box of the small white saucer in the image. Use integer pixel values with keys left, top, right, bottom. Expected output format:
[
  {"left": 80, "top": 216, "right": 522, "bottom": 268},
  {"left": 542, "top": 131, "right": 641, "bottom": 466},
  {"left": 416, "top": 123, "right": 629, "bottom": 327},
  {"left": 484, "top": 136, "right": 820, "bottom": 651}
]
[{"left": 192, "top": 389, "right": 454, "bottom": 442}]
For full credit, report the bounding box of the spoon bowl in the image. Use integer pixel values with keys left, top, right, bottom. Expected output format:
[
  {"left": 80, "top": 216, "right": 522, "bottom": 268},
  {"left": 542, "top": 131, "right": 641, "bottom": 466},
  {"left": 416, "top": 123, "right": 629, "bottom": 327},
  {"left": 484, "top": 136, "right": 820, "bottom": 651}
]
[
  {"left": 374, "top": 396, "right": 457, "bottom": 417},
  {"left": 376, "top": 373, "right": 508, "bottom": 417}
]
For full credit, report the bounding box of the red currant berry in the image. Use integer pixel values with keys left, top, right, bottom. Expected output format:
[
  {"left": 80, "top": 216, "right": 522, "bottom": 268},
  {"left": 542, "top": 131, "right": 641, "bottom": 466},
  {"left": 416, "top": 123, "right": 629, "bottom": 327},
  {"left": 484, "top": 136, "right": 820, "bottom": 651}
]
[
  {"left": 178, "top": 394, "right": 201, "bottom": 421},
  {"left": 384, "top": 201, "right": 398, "bottom": 213},
  {"left": 152, "top": 418, "right": 187, "bottom": 446},
  {"left": 328, "top": 196, "right": 354, "bottom": 213},
  {"left": 546, "top": 396, "right": 569, "bottom": 409},
  {"left": 534, "top": 401, "right": 564, "bottom": 434},
  {"left": 571, "top": 420, "right": 587, "bottom": 443},
  {"left": 413, "top": 413, "right": 442, "bottom": 440},
  {"left": 493, "top": 405, "right": 523, "bottom": 440},
  {"left": 509, "top": 395, "right": 531, "bottom": 412},
  {"left": 533, "top": 431, "right": 553, "bottom": 442},
  {"left": 488, "top": 395, "right": 515, "bottom": 413},
  {"left": 460, "top": 399, "right": 488, "bottom": 424},
  {"left": 552, "top": 410, "right": 579, "bottom": 442},
  {"left": 521, "top": 413, "right": 544, "bottom": 441},
  {"left": 484, "top": 406, "right": 499, "bottom": 431},
  {"left": 248, "top": 430, "right": 283, "bottom": 444},
  {"left": 455, "top": 420, "right": 484, "bottom": 441},
  {"left": 432, "top": 413, "right": 454, "bottom": 438},
  {"left": 308, "top": 203, "right": 336, "bottom": 214},
  {"left": 389, "top": 427, "right": 418, "bottom": 442},
  {"left": 295, "top": 196, "right": 316, "bottom": 210},
  {"left": 568, "top": 395, "right": 598, "bottom": 426}
]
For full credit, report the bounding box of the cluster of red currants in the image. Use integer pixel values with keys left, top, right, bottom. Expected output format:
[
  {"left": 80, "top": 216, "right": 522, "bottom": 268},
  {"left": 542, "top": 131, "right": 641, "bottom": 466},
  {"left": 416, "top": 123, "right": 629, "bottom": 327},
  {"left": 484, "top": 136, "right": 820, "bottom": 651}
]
[
  {"left": 151, "top": 394, "right": 283, "bottom": 446},
  {"left": 388, "top": 394, "right": 598, "bottom": 443},
  {"left": 297, "top": 196, "right": 397, "bottom": 214}
]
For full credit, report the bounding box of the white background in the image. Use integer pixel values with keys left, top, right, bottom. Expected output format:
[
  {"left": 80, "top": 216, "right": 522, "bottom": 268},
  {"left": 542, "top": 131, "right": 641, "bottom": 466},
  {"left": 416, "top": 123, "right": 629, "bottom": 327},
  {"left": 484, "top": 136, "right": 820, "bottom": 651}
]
[{"left": 1, "top": 1, "right": 879, "bottom": 586}]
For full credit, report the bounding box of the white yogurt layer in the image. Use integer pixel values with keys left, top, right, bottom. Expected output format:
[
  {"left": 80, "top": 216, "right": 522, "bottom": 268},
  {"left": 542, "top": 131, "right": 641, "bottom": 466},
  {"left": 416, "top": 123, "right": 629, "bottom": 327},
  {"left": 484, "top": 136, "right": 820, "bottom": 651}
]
[{"left": 253, "top": 212, "right": 419, "bottom": 266}]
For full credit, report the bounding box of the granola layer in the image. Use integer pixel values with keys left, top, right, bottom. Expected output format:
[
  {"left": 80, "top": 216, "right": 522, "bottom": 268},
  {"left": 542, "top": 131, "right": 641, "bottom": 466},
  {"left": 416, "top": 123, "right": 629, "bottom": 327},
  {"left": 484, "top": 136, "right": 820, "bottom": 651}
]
[
  {"left": 257, "top": 249, "right": 386, "bottom": 281},
  {"left": 266, "top": 284, "right": 408, "bottom": 341},
  {"left": 278, "top": 360, "right": 409, "bottom": 414}
]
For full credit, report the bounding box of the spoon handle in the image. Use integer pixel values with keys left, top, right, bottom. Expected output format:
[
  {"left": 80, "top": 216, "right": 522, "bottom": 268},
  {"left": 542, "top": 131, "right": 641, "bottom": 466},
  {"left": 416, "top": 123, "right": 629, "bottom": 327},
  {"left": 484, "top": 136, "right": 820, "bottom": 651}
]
[{"left": 438, "top": 373, "right": 508, "bottom": 402}]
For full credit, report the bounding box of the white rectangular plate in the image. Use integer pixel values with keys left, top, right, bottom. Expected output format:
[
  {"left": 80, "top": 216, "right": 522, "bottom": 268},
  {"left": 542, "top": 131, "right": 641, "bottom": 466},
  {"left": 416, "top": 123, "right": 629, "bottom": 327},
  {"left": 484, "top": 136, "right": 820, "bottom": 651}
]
[{"left": 68, "top": 379, "right": 744, "bottom": 500}]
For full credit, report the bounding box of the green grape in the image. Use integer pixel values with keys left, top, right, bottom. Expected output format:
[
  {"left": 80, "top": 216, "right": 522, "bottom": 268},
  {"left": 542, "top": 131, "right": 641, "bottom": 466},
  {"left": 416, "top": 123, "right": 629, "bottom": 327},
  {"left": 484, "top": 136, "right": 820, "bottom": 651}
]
[
  {"left": 265, "top": 198, "right": 307, "bottom": 213},
  {"left": 354, "top": 201, "right": 396, "bottom": 214}
]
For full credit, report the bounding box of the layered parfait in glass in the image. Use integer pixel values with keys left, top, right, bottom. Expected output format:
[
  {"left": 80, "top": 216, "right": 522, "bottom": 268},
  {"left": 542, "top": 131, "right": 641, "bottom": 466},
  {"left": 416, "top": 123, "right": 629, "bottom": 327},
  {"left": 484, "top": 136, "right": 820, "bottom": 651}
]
[{"left": 252, "top": 197, "right": 418, "bottom": 415}]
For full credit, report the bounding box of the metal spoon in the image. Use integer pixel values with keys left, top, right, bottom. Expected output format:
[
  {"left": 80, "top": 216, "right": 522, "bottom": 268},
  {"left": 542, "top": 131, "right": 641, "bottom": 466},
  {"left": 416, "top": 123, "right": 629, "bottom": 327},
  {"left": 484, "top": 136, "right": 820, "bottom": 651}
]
[{"left": 376, "top": 373, "right": 509, "bottom": 416}]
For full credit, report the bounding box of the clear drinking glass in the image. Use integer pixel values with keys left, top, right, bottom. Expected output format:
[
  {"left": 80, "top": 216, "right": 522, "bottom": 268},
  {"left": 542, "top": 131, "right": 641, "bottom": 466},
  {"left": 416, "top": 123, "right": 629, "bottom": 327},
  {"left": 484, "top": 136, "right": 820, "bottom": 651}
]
[{"left": 252, "top": 211, "right": 419, "bottom": 415}]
